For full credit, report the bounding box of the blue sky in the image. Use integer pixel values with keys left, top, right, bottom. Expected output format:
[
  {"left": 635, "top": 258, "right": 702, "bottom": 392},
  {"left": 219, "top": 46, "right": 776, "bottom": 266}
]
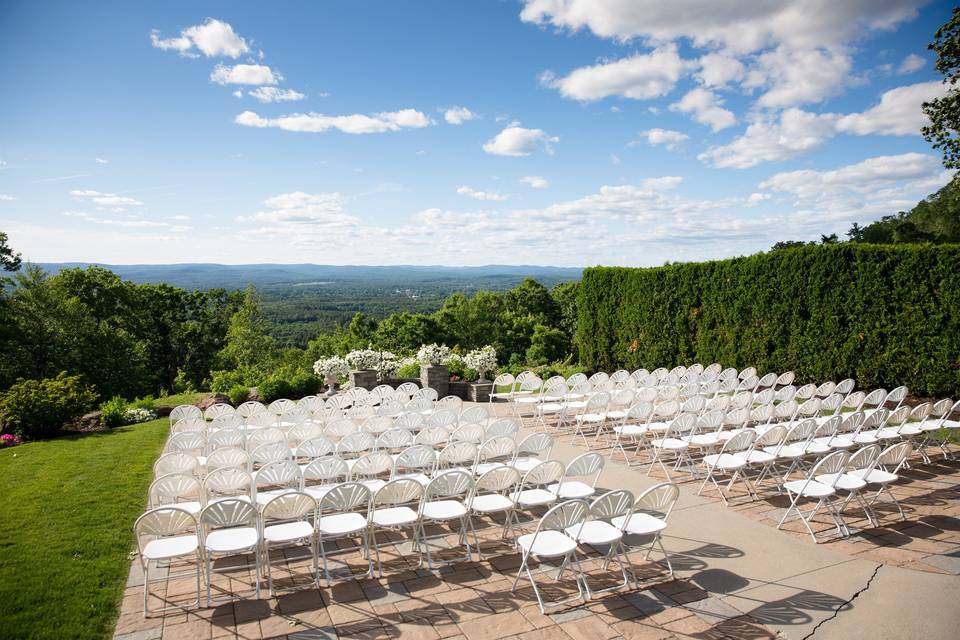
[{"left": 0, "top": 0, "right": 954, "bottom": 266}]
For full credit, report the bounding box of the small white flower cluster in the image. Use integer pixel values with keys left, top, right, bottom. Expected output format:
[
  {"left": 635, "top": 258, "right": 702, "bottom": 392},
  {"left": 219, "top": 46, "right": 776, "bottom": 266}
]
[
  {"left": 124, "top": 407, "right": 156, "bottom": 424},
  {"left": 416, "top": 343, "right": 451, "bottom": 365},
  {"left": 465, "top": 345, "right": 497, "bottom": 376},
  {"left": 313, "top": 356, "right": 349, "bottom": 378},
  {"left": 442, "top": 352, "right": 464, "bottom": 367}
]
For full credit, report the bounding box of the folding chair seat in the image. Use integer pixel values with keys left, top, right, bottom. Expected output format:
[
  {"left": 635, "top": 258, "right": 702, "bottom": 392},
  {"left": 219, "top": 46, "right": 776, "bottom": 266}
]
[
  {"left": 697, "top": 430, "right": 757, "bottom": 505},
  {"left": 370, "top": 478, "right": 425, "bottom": 575},
  {"left": 199, "top": 499, "right": 261, "bottom": 604},
  {"left": 511, "top": 432, "right": 553, "bottom": 472},
  {"left": 420, "top": 470, "right": 477, "bottom": 569},
  {"left": 135, "top": 507, "right": 201, "bottom": 616},
  {"left": 778, "top": 451, "right": 850, "bottom": 543},
  {"left": 260, "top": 492, "right": 318, "bottom": 595},
  {"left": 850, "top": 441, "right": 912, "bottom": 522},
  {"left": 316, "top": 482, "right": 373, "bottom": 581},
  {"left": 612, "top": 482, "right": 679, "bottom": 584},
  {"left": 469, "top": 466, "right": 521, "bottom": 550},
  {"left": 567, "top": 490, "right": 634, "bottom": 597},
  {"left": 647, "top": 414, "right": 696, "bottom": 479},
  {"left": 550, "top": 452, "right": 604, "bottom": 498}
]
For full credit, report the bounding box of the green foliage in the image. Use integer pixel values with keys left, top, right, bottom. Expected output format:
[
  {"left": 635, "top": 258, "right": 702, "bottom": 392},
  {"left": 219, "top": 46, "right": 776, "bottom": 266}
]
[
  {"left": 0, "top": 231, "right": 22, "bottom": 272},
  {"left": 228, "top": 384, "right": 250, "bottom": 406},
  {"left": 396, "top": 362, "right": 421, "bottom": 378},
  {"left": 208, "top": 365, "right": 263, "bottom": 393},
  {"left": 526, "top": 324, "right": 570, "bottom": 365},
  {"left": 849, "top": 175, "right": 960, "bottom": 245},
  {"left": 258, "top": 376, "right": 293, "bottom": 402},
  {"left": 576, "top": 244, "right": 960, "bottom": 397},
  {"left": 129, "top": 395, "right": 155, "bottom": 410},
  {"left": 0, "top": 372, "right": 97, "bottom": 440},
  {"left": 217, "top": 286, "right": 276, "bottom": 371},
  {"left": 923, "top": 7, "right": 960, "bottom": 169},
  {"left": 98, "top": 396, "right": 128, "bottom": 429},
  {"left": 497, "top": 361, "right": 588, "bottom": 379},
  {"left": 289, "top": 372, "right": 321, "bottom": 397},
  {"left": 373, "top": 312, "right": 440, "bottom": 352}
]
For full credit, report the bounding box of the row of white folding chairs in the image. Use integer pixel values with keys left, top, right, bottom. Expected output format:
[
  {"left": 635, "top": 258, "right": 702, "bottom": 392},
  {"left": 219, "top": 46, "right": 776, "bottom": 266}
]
[
  {"left": 164, "top": 420, "right": 528, "bottom": 466},
  {"left": 136, "top": 452, "right": 619, "bottom": 615}
]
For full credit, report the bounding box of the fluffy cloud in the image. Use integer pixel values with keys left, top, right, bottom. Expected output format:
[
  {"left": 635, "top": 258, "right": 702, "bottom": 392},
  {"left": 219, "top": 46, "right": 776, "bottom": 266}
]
[
  {"left": 444, "top": 107, "right": 477, "bottom": 125},
  {"left": 541, "top": 44, "right": 686, "bottom": 100},
  {"left": 95, "top": 157, "right": 109, "bottom": 165},
  {"left": 247, "top": 87, "right": 305, "bottom": 103},
  {"left": 640, "top": 176, "right": 684, "bottom": 190},
  {"left": 898, "top": 53, "right": 926, "bottom": 74},
  {"left": 211, "top": 64, "right": 279, "bottom": 86},
  {"left": 746, "top": 46, "right": 853, "bottom": 108},
  {"left": 151, "top": 18, "right": 250, "bottom": 58},
  {"left": 670, "top": 88, "right": 736, "bottom": 131},
  {"left": 0, "top": 194, "right": 15, "bottom": 201},
  {"left": 235, "top": 109, "right": 432, "bottom": 134},
  {"left": 456, "top": 186, "right": 509, "bottom": 201},
  {"left": 699, "top": 108, "right": 838, "bottom": 168},
  {"left": 835, "top": 81, "right": 945, "bottom": 135},
  {"left": 638, "top": 128, "right": 689, "bottom": 150},
  {"left": 519, "top": 1, "right": 923, "bottom": 53},
  {"left": 482, "top": 122, "right": 558, "bottom": 156},
  {"left": 240, "top": 192, "right": 360, "bottom": 227},
  {"left": 70, "top": 189, "right": 144, "bottom": 207},
  {"left": 696, "top": 52, "right": 745, "bottom": 87},
  {"left": 520, "top": 176, "right": 549, "bottom": 188},
  {"left": 760, "top": 152, "right": 941, "bottom": 200}
]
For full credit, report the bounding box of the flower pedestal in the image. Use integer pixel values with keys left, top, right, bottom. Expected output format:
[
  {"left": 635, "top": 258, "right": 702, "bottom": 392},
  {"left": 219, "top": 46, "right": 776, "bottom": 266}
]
[
  {"left": 420, "top": 364, "right": 449, "bottom": 399},
  {"left": 350, "top": 369, "right": 378, "bottom": 391},
  {"left": 324, "top": 373, "right": 340, "bottom": 397},
  {"left": 468, "top": 382, "right": 493, "bottom": 402}
]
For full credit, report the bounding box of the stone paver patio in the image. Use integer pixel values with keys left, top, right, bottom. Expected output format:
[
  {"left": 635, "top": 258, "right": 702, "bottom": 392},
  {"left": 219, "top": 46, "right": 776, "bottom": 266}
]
[{"left": 117, "top": 402, "right": 960, "bottom": 640}]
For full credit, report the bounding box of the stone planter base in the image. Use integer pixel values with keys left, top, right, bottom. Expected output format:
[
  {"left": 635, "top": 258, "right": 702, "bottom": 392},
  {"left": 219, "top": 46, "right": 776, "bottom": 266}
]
[
  {"left": 349, "top": 369, "right": 378, "bottom": 391},
  {"left": 447, "top": 381, "right": 493, "bottom": 402},
  {"left": 420, "top": 364, "right": 449, "bottom": 399}
]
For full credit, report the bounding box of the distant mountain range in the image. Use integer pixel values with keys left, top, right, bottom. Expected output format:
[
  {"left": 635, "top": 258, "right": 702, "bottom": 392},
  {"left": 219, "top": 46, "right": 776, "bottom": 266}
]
[{"left": 36, "top": 263, "right": 583, "bottom": 290}]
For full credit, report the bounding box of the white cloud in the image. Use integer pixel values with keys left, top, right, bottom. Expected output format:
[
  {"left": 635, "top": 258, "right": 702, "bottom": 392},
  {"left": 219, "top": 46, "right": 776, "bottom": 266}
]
[
  {"left": 0, "top": 194, "right": 15, "bottom": 201},
  {"left": 696, "top": 52, "right": 745, "bottom": 87},
  {"left": 746, "top": 46, "right": 853, "bottom": 108},
  {"left": 835, "top": 81, "right": 946, "bottom": 136},
  {"left": 670, "top": 88, "right": 736, "bottom": 131},
  {"left": 610, "top": 154, "right": 621, "bottom": 165},
  {"left": 233, "top": 90, "right": 243, "bottom": 98},
  {"left": 482, "top": 121, "right": 558, "bottom": 156},
  {"left": 247, "top": 87, "right": 305, "bottom": 103},
  {"left": 541, "top": 44, "right": 687, "bottom": 101},
  {"left": 898, "top": 53, "right": 926, "bottom": 74},
  {"left": 151, "top": 18, "right": 249, "bottom": 58},
  {"left": 520, "top": 176, "right": 549, "bottom": 188},
  {"left": 95, "top": 157, "right": 109, "bottom": 165},
  {"left": 62, "top": 210, "right": 181, "bottom": 229},
  {"left": 699, "top": 108, "right": 838, "bottom": 168},
  {"left": 748, "top": 192, "right": 771, "bottom": 204},
  {"left": 456, "top": 186, "right": 509, "bottom": 201},
  {"left": 519, "top": 1, "right": 922, "bottom": 53},
  {"left": 211, "top": 64, "right": 279, "bottom": 86},
  {"left": 444, "top": 107, "right": 477, "bottom": 125},
  {"left": 760, "top": 152, "right": 942, "bottom": 200},
  {"left": 638, "top": 128, "right": 689, "bottom": 150},
  {"left": 70, "top": 189, "right": 144, "bottom": 207},
  {"left": 640, "top": 176, "right": 683, "bottom": 190},
  {"left": 235, "top": 109, "right": 432, "bottom": 134}
]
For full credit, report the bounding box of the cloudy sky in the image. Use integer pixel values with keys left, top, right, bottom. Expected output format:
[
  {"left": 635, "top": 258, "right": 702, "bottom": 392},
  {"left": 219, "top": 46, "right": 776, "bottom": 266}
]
[{"left": 0, "top": 0, "right": 953, "bottom": 266}]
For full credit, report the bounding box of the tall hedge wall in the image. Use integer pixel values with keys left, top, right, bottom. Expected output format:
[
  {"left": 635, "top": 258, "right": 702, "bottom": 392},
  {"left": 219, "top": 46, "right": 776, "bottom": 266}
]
[{"left": 576, "top": 244, "right": 960, "bottom": 396}]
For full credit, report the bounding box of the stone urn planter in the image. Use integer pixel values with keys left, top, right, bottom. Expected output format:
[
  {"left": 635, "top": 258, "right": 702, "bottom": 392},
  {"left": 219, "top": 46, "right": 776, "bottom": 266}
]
[
  {"left": 420, "top": 364, "right": 449, "bottom": 398},
  {"left": 324, "top": 373, "right": 340, "bottom": 397}
]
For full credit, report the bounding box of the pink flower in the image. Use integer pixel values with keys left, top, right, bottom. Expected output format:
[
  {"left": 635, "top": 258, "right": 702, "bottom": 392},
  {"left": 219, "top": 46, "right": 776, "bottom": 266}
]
[{"left": 1, "top": 433, "right": 20, "bottom": 447}]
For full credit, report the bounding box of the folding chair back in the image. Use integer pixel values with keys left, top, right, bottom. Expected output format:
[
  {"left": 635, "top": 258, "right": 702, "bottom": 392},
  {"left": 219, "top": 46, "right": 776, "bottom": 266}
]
[
  {"left": 319, "top": 482, "right": 371, "bottom": 516},
  {"left": 485, "top": 418, "right": 519, "bottom": 439},
  {"left": 297, "top": 436, "right": 334, "bottom": 460},
  {"left": 635, "top": 482, "right": 679, "bottom": 519},
  {"left": 590, "top": 489, "right": 634, "bottom": 520}
]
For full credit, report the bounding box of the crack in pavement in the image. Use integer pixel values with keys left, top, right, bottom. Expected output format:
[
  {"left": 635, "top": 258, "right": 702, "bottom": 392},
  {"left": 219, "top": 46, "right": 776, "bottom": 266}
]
[{"left": 800, "top": 563, "right": 883, "bottom": 640}]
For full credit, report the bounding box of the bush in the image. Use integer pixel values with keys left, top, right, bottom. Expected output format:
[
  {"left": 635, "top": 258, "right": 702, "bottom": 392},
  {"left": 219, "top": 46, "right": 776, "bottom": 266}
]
[
  {"left": 0, "top": 372, "right": 97, "bottom": 439},
  {"left": 396, "top": 362, "right": 420, "bottom": 378},
  {"left": 289, "top": 372, "right": 320, "bottom": 398},
  {"left": 123, "top": 407, "right": 156, "bottom": 424},
  {"left": 99, "top": 396, "right": 129, "bottom": 428},
  {"left": 258, "top": 377, "right": 293, "bottom": 402},
  {"left": 576, "top": 244, "right": 960, "bottom": 396},
  {"left": 129, "top": 395, "right": 155, "bottom": 411},
  {"left": 526, "top": 324, "right": 570, "bottom": 365},
  {"left": 228, "top": 384, "right": 250, "bottom": 406}
]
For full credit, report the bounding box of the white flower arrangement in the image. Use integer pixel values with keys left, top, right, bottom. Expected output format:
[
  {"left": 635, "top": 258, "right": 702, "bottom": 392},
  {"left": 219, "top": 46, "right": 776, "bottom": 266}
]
[
  {"left": 313, "top": 356, "right": 349, "bottom": 378},
  {"left": 124, "top": 407, "right": 156, "bottom": 424},
  {"left": 416, "top": 343, "right": 451, "bottom": 365},
  {"left": 465, "top": 345, "right": 497, "bottom": 379},
  {"left": 376, "top": 355, "right": 400, "bottom": 379},
  {"left": 345, "top": 348, "right": 381, "bottom": 371},
  {"left": 442, "top": 352, "right": 464, "bottom": 367}
]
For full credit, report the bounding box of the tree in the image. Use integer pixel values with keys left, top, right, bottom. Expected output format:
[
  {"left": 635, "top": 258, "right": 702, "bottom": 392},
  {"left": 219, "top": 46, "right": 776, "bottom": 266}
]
[
  {"left": 820, "top": 233, "right": 839, "bottom": 244},
  {"left": 373, "top": 312, "right": 439, "bottom": 352},
  {"left": 770, "top": 240, "right": 810, "bottom": 251},
  {"left": 0, "top": 232, "right": 21, "bottom": 272},
  {"left": 922, "top": 7, "right": 960, "bottom": 168},
  {"left": 525, "top": 324, "right": 570, "bottom": 365},
  {"left": 217, "top": 286, "right": 276, "bottom": 371}
]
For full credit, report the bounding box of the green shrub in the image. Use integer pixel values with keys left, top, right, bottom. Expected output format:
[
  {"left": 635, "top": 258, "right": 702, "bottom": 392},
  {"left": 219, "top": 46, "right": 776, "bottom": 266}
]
[
  {"left": 576, "top": 244, "right": 960, "bottom": 396},
  {"left": 0, "top": 372, "right": 97, "bottom": 439},
  {"left": 289, "top": 372, "right": 320, "bottom": 397},
  {"left": 209, "top": 366, "right": 262, "bottom": 393},
  {"left": 396, "top": 362, "right": 420, "bottom": 378},
  {"left": 526, "top": 324, "right": 570, "bottom": 365},
  {"left": 129, "top": 395, "right": 155, "bottom": 411},
  {"left": 228, "top": 384, "right": 250, "bottom": 406},
  {"left": 99, "top": 396, "right": 129, "bottom": 428},
  {"left": 172, "top": 369, "right": 196, "bottom": 394},
  {"left": 258, "top": 377, "right": 293, "bottom": 402}
]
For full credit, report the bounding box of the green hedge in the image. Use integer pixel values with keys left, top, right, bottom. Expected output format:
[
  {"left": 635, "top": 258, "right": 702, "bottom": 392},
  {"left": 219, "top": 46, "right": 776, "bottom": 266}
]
[{"left": 576, "top": 244, "right": 960, "bottom": 396}]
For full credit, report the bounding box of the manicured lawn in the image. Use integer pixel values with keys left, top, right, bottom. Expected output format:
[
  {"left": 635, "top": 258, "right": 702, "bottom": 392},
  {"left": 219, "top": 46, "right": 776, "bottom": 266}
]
[{"left": 0, "top": 419, "right": 169, "bottom": 640}]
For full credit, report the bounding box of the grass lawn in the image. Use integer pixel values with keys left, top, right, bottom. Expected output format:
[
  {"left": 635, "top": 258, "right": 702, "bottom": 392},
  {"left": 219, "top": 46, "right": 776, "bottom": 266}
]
[
  {"left": 153, "top": 391, "right": 210, "bottom": 410},
  {"left": 0, "top": 419, "right": 169, "bottom": 640}
]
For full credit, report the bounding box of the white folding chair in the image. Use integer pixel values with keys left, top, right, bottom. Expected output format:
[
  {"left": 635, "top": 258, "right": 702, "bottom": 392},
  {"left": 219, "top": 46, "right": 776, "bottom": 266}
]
[
  {"left": 369, "top": 478, "right": 425, "bottom": 576},
  {"left": 149, "top": 473, "right": 204, "bottom": 516},
  {"left": 697, "top": 429, "right": 757, "bottom": 505},
  {"left": 569, "top": 490, "right": 634, "bottom": 597},
  {"left": 550, "top": 452, "right": 604, "bottom": 499},
  {"left": 511, "top": 433, "right": 553, "bottom": 473},
  {"left": 134, "top": 507, "right": 201, "bottom": 616},
  {"left": 260, "top": 492, "right": 318, "bottom": 595},
  {"left": 778, "top": 450, "right": 850, "bottom": 543},
  {"left": 420, "top": 469, "right": 477, "bottom": 569},
  {"left": 199, "top": 498, "right": 261, "bottom": 605},
  {"left": 316, "top": 482, "right": 373, "bottom": 581},
  {"left": 469, "top": 466, "right": 521, "bottom": 551},
  {"left": 613, "top": 482, "right": 679, "bottom": 585}
]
